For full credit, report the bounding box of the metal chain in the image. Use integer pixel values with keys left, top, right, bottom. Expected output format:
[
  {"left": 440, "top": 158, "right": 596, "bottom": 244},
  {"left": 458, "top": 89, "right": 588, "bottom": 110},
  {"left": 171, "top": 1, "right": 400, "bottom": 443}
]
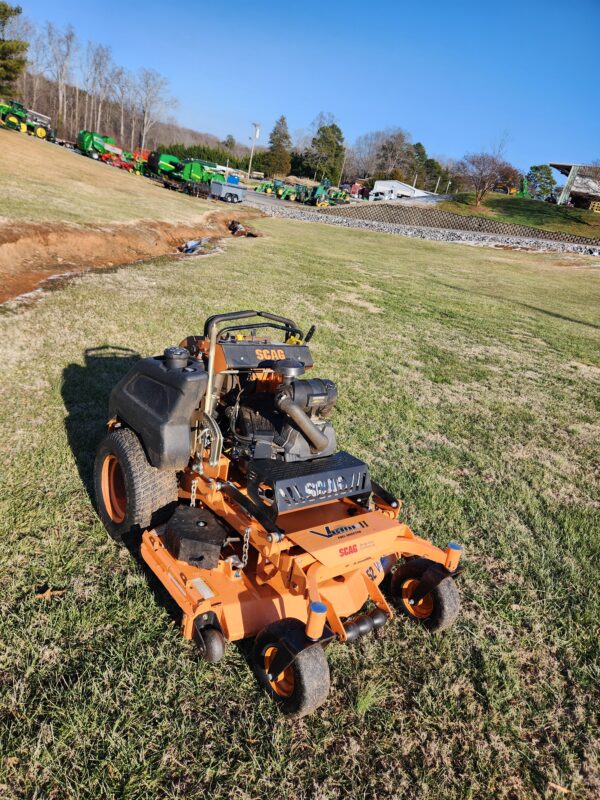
[
  {"left": 190, "top": 478, "right": 197, "bottom": 507},
  {"left": 241, "top": 527, "right": 250, "bottom": 568}
]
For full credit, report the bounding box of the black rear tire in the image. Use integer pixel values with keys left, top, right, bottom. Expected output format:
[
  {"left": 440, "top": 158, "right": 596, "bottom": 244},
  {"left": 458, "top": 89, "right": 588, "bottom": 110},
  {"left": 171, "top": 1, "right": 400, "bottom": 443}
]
[
  {"left": 253, "top": 618, "right": 330, "bottom": 718},
  {"left": 390, "top": 558, "right": 460, "bottom": 632},
  {"left": 93, "top": 427, "right": 178, "bottom": 544}
]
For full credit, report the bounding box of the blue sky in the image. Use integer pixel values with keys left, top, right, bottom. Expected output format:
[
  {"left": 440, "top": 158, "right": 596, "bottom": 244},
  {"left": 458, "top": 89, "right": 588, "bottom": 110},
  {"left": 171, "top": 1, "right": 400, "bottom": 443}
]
[{"left": 20, "top": 0, "right": 600, "bottom": 169}]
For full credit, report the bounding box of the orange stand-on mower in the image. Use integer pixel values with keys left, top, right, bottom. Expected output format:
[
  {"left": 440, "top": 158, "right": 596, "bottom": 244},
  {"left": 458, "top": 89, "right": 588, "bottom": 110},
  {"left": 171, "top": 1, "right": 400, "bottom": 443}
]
[{"left": 94, "top": 311, "right": 463, "bottom": 717}]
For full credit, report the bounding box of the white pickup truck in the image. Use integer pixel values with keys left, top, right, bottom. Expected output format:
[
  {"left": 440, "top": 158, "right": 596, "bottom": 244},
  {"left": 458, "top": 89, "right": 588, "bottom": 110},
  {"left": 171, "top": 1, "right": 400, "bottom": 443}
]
[{"left": 369, "top": 189, "right": 395, "bottom": 201}]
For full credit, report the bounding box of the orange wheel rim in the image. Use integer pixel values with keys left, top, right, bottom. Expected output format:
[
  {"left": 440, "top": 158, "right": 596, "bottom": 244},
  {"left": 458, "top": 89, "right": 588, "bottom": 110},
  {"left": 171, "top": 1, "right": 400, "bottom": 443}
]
[
  {"left": 264, "top": 645, "right": 295, "bottom": 697},
  {"left": 101, "top": 454, "right": 127, "bottom": 523},
  {"left": 401, "top": 578, "right": 434, "bottom": 619}
]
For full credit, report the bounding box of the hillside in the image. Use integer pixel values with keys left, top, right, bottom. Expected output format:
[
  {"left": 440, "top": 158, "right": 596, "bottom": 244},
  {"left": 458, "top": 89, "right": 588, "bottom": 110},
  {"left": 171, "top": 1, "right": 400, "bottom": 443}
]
[
  {"left": 439, "top": 193, "right": 600, "bottom": 239},
  {"left": 0, "top": 131, "right": 260, "bottom": 303},
  {"left": 0, "top": 130, "right": 214, "bottom": 225}
]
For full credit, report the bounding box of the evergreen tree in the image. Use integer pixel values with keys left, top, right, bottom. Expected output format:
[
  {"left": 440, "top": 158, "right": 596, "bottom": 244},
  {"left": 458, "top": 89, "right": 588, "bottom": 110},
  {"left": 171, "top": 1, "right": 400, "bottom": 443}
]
[
  {"left": 308, "top": 123, "right": 344, "bottom": 182},
  {"left": 0, "top": 3, "right": 27, "bottom": 96},
  {"left": 264, "top": 115, "right": 292, "bottom": 177},
  {"left": 526, "top": 164, "right": 557, "bottom": 199}
]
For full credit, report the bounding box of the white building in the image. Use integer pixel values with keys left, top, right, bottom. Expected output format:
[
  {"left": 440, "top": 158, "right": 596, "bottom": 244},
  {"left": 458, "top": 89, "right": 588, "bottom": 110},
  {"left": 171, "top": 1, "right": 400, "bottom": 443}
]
[{"left": 369, "top": 180, "right": 433, "bottom": 201}]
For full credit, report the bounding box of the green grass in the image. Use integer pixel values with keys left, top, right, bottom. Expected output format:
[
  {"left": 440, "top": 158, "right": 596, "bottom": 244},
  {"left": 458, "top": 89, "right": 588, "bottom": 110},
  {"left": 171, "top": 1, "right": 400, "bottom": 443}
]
[
  {"left": 1, "top": 218, "right": 599, "bottom": 799},
  {"left": 440, "top": 193, "right": 600, "bottom": 239}
]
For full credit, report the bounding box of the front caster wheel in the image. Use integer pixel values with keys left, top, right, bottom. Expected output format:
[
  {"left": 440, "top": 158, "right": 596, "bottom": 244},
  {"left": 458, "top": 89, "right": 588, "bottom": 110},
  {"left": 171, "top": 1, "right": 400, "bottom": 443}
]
[
  {"left": 253, "top": 619, "right": 330, "bottom": 718},
  {"left": 391, "top": 558, "right": 460, "bottom": 632},
  {"left": 194, "top": 625, "right": 225, "bottom": 663}
]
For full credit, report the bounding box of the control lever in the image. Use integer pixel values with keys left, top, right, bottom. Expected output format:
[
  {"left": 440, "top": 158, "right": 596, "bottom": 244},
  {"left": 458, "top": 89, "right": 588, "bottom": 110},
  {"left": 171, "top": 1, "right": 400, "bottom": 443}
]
[{"left": 303, "top": 324, "right": 316, "bottom": 344}]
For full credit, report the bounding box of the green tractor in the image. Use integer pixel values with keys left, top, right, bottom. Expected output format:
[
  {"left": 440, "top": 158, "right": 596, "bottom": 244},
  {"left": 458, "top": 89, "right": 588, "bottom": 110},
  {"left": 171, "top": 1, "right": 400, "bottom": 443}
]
[
  {"left": 254, "top": 180, "right": 274, "bottom": 194},
  {"left": 302, "top": 183, "right": 331, "bottom": 208},
  {"left": 161, "top": 159, "right": 227, "bottom": 196},
  {"left": 278, "top": 185, "right": 298, "bottom": 201},
  {"left": 0, "top": 100, "right": 51, "bottom": 138},
  {"left": 292, "top": 184, "right": 311, "bottom": 203},
  {"left": 327, "top": 187, "right": 349, "bottom": 205}
]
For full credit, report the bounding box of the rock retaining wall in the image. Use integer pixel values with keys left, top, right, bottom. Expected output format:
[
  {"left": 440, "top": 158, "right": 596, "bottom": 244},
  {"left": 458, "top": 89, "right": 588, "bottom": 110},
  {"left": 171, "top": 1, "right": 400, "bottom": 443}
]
[{"left": 321, "top": 203, "right": 600, "bottom": 247}]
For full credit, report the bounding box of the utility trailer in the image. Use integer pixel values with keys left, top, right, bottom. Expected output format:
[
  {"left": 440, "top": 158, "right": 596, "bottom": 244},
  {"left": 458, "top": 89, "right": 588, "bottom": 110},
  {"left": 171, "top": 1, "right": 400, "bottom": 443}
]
[
  {"left": 209, "top": 180, "right": 246, "bottom": 204},
  {"left": 163, "top": 177, "right": 246, "bottom": 203}
]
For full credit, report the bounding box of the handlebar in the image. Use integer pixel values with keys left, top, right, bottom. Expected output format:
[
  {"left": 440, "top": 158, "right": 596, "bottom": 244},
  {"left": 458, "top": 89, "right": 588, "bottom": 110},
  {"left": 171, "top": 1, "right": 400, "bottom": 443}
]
[{"left": 203, "top": 310, "right": 301, "bottom": 338}]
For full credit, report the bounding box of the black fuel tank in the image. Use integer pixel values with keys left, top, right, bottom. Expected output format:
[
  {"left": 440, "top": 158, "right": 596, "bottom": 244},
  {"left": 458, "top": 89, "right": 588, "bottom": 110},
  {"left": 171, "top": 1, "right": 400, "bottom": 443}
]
[{"left": 108, "top": 349, "right": 208, "bottom": 469}]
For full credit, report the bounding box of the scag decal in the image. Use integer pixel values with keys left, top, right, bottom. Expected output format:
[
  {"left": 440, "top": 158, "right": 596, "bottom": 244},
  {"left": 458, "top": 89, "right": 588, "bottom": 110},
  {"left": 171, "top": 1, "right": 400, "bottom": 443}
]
[
  {"left": 255, "top": 348, "right": 286, "bottom": 360},
  {"left": 339, "top": 544, "right": 358, "bottom": 558},
  {"left": 305, "top": 475, "right": 348, "bottom": 498}
]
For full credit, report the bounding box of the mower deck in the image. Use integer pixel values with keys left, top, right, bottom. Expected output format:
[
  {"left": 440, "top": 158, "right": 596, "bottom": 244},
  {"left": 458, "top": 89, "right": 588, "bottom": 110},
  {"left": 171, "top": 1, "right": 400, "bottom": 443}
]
[{"left": 141, "top": 496, "right": 461, "bottom": 644}]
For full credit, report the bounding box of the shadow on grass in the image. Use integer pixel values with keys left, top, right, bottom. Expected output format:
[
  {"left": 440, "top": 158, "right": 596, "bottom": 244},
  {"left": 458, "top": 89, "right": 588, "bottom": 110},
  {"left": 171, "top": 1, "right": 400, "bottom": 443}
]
[
  {"left": 61, "top": 345, "right": 140, "bottom": 500},
  {"left": 488, "top": 196, "right": 594, "bottom": 229},
  {"left": 434, "top": 280, "right": 600, "bottom": 330},
  {"left": 61, "top": 346, "right": 187, "bottom": 629}
]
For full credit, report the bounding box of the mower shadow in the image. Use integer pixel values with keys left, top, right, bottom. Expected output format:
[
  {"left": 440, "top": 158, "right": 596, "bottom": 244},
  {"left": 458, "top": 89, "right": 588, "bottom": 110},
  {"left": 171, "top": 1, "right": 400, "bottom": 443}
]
[
  {"left": 62, "top": 345, "right": 140, "bottom": 501},
  {"left": 61, "top": 346, "right": 186, "bottom": 628}
]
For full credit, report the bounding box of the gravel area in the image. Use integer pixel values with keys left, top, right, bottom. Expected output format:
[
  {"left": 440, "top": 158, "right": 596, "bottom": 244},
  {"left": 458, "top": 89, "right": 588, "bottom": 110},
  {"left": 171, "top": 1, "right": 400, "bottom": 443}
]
[{"left": 245, "top": 197, "right": 600, "bottom": 256}]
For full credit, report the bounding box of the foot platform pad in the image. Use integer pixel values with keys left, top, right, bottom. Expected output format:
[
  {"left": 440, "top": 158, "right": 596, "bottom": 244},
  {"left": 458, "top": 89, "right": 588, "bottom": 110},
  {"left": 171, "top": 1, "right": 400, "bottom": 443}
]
[{"left": 164, "top": 506, "right": 230, "bottom": 569}]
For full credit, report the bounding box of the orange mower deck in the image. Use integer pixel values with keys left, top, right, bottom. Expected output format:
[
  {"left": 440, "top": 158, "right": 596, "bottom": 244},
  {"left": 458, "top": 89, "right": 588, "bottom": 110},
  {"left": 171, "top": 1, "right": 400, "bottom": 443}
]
[{"left": 140, "top": 478, "right": 462, "bottom": 644}]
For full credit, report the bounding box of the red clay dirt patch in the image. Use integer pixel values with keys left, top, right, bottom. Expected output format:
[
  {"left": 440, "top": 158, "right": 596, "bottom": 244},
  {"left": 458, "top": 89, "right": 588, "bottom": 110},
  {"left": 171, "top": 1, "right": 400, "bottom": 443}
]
[{"left": 0, "top": 209, "right": 262, "bottom": 304}]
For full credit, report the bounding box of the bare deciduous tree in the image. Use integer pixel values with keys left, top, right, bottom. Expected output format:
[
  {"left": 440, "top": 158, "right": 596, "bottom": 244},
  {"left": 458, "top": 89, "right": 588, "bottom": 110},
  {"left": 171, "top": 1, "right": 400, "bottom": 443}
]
[
  {"left": 136, "top": 68, "right": 171, "bottom": 150},
  {"left": 44, "top": 22, "right": 76, "bottom": 134},
  {"left": 457, "top": 151, "right": 515, "bottom": 205},
  {"left": 14, "top": 22, "right": 46, "bottom": 109},
  {"left": 350, "top": 130, "right": 389, "bottom": 177},
  {"left": 375, "top": 128, "right": 411, "bottom": 174},
  {"left": 89, "top": 44, "right": 113, "bottom": 131},
  {"left": 111, "top": 66, "right": 132, "bottom": 141}
]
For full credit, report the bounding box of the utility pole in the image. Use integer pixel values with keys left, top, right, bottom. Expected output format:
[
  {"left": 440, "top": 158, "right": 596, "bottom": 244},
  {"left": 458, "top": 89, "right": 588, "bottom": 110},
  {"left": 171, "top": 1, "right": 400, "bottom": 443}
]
[
  {"left": 445, "top": 180, "right": 452, "bottom": 194},
  {"left": 247, "top": 122, "right": 260, "bottom": 180},
  {"left": 434, "top": 176, "right": 441, "bottom": 194},
  {"left": 412, "top": 173, "right": 418, "bottom": 187}
]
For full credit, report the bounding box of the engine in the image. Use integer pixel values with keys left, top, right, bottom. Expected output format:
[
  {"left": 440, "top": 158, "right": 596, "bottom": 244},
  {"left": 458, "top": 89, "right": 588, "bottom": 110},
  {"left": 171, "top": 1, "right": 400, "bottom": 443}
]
[{"left": 220, "top": 373, "right": 338, "bottom": 463}]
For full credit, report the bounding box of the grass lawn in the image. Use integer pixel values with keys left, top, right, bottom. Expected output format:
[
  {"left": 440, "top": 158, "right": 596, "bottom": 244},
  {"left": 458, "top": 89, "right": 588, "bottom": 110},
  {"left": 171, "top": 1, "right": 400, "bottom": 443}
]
[
  {"left": 0, "top": 218, "right": 599, "bottom": 799},
  {"left": 440, "top": 193, "right": 600, "bottom": 239}
]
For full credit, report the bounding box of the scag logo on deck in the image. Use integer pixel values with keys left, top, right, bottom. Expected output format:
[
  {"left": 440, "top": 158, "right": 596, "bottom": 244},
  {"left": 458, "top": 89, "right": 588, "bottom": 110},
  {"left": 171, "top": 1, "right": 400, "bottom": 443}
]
[
  {"left": 339, "top": 544, "right": 358, "bottom": 558},
  {"left": 255, "top": 348, "right": 286, "bottom": 360}
]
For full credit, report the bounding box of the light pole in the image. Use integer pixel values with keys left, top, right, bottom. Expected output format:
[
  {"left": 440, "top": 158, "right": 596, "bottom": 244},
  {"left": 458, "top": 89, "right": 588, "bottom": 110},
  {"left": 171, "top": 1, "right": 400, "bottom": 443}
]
[{"left": 247, "top": 122, "right": 260, "bottom": 180}]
